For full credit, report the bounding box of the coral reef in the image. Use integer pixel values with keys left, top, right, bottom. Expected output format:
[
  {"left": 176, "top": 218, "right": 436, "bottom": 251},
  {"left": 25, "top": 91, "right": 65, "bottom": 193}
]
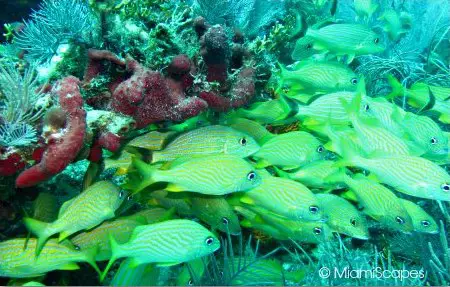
[
  {"left": 110, "top": 57, "right": 208, "bottom": 128},
  {"left": 15, "top": 76, "right": 87, "bottom": 188}
]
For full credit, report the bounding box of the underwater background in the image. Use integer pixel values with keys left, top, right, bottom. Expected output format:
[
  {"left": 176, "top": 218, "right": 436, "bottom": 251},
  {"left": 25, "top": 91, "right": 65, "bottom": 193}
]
[{"left": 0, "top": 0, "right": 449, "bottom": 286}]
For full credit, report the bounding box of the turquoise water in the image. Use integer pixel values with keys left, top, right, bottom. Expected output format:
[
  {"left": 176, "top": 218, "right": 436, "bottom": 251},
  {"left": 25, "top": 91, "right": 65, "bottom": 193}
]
[{"left": 0, "top": 0, "right": 449, "bottom": 286}]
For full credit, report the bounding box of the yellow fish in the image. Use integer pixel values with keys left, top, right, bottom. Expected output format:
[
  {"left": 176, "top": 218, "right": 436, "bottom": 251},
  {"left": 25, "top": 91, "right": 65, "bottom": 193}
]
[
  {"left": 0, "top": 239, "right": 99, "bottom": 278},
  {"left": 133, "top": 155, "right": 262, "bottom": 195},
  {"left": 24, "top": 181, "right": 127, "bottom": 255}
]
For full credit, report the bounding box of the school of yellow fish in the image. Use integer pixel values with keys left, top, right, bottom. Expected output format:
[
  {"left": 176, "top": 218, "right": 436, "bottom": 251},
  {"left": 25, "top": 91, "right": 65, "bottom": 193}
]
[{"left": 1, "top": 4, "right": 449, "bottom": 285}]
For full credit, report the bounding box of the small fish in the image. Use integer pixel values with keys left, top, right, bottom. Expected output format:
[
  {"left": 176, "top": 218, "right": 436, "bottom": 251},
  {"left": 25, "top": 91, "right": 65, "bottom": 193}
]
[
  {"left": 176, "top": 257, "right": 209, "bottom": 286},
  {"left": 167, "top": 113, "right": 210, "bottom": 132},
  {"left": 127, "top": 130, "right": 177, "bottom": 151},
  {"left": 250, "top": 206, "right": 332, "bottom": 244},
  {"left": 236, "top": 206, "right": 287, "bottom": 240},
  {"left": 329, "top": 173, "right": 414, "bottom": 233},
  {"left": 123, "top": 207, "right": 175, "bottom": 224},
  {"left": 378, "top": 9, "right": 411, "bottom": 41},
  {"left": 24, "top": 181, "right": 127, "bottom": 255},
  {"left": 104, "top": 150, "right": 135, "bottom": 175},
  {"left": 111, "top": 259, "right": 158, "bottom": 286},
  {"left": 230, "top": 96, "right": 295, "bottom": 124},
  {"left": 151, "top": 126, "right": 260, "bottom": 163},
  {"left": 253, "top": 131, "right": 326, "bottom": 168},
  {"left": 316, "top": 193, "right": 369, "bottom": 239},
  {"left": 133, "top": 155, "right": 262, "bottom": 195},
  {"left": 226, "top": 117, "right": 274, "bottom": 145},
  {"left": 191, "top": 195, "right": 241, "bottom": 235},
  {"left": 340, "top": 87, "right": 417, "bottom": 156},
  {"left": 71, "top": 218, "right": 144, "bottom": 261},
  {"left": 399, "top": 199, "right": 438, "bottom": 234},
  {"left": 238, "top": 172, "right": 324, "bottom": 221},
  {"left": 354, "top": 0, "right": 378, "bottom": 21},
  {"left": 275, "top": 160, "right": 347, "bottom": 189},
  {"left": 100, "top": 219, "right": 220, "bottom": 281},
  {"left": 291, "top": 36, "right": 317, "bottom": 61},
  {"left": 305, "top": 24, "right": 385, "bottom": 62},
  {"left": 293, "top": 90, "right": 365, "bottom": 126},
  {"left": 336, "top": 140, "right": 450, "bottom": 201},
  {"left": 359, "top": 96, "right": 404, "bottom": 136},
  {"left": 230, "top": 258, "right": 305, "bottom": 286},
  {"left": 31, "top": 193, "right": 58, "bottom": 223},
  {"left": 387, "top": 75, "right": 450, "bottom": 124},
  {"left": 278, "top": 61, "right": 358, "bottom": 94},
  {"left": 147, "top": 190, "right": 193, "bottom": 216},
  {"left": 335, "top": 139, "right": 450, "bottom": 201},
  {"left": 393, "top": 109, "right": 448, "bottom": 159},
  {"left": 0, "top": 238, "right": 99, "bottom": 278}
]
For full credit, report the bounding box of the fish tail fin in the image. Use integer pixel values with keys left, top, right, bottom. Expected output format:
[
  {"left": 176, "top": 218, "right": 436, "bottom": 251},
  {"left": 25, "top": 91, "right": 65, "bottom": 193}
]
[
  {"left": 332, "top": 137, "right": 362, "bottom": 168},
  {"left": 84, "top": 245, "right": 101, "bottom": 276},
  {"left": 273, "top": 166, "right": 289, "bottom": 179},
  {"left": 285, "top": 269, "right": 306, "bottom": 283},
  {"left": 369, "top": 4, "right": 379, "bottom": 17},
  {"left": 132, "top": 157, "right": 159, "bottom": 193},
  {"left": 386, "top": 74, "right": 404, "bottom": 99},
  {"left": 276, "top": 62, "right": 289, "bottom": 93},
  {"left": 23, "top": 217, "right": 53, "bottom": 256},
  {"left": 100, "top": 234, "right": 122, "bottom": 282},
  {"left": 278, "top": 94, "right": 299, "bottom": 121}
]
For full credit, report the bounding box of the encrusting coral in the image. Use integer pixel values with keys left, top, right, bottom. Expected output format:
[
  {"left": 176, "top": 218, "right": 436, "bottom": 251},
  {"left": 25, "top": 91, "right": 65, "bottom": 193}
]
[{"left": 15, "top": 76, "right": 87, "bottom": 188}]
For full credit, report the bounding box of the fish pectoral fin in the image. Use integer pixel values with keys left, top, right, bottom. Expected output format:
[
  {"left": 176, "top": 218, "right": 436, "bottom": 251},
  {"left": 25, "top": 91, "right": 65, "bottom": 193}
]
[
  {"left": 165, "top": 183, "right": 186, "bottom": 192},
  {"left": 439, "top": 113, "right": 450, "bottom": 124},
  {"left": 341, "top": 190, "right": 358, "bottom": 202},
  {"left": 156, "top": 262, "right": 181, "bottom": 267},
  {"left": 302, "top": 117, "right": 321, "bottom": 126},
  {"left": 128, "top": 258, "right": 145, "bottom": 269},
  {"left": 312, "top": 42, "right": 327, "bottom": 51},
  {"left": 59, "top": 262, "right": 80, "bottom": 271},
  {"left": 240, "top": 196, "right": 255, "bottom": 205},
  {"left": 58, "top": 231, "right": 72, "bottom": 242},
  {"left": 345, "top": 54, "right": 355, "bottom": 64},
  {"left": 254, "top": 159, "right": 269, "bottom": 169}
]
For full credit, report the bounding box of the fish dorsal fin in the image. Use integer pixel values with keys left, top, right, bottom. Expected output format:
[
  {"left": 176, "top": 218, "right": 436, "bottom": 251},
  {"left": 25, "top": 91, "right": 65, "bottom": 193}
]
[
  {"left": 58, "top": 198, "right": 76, "bottom": 218},
  {"left": 417, "top": 87, "right": 436, "bottom": 114}
]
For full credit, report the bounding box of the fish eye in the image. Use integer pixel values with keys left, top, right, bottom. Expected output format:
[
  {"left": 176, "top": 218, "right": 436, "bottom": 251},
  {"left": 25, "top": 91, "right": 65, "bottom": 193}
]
[
  {"left": 313, "top": 227, "right": 322, "bottom": 235},
  {"left": 395, "top": 216, "right": 405, "bottom": 224},
  {"left": 247, "top": 171, "right": 256, "bottom": 181},
  {"left": 222, "top": 217, "right": 229, "bottom": 225},
  {"left": 350, "top": 218, "right": 357, "bottom": 226},
  {"left": 306, "top": 43, "right": 312, "bottom": 50},
  {"left": 351, "top": 78, "right": 358, "bottom": 85},
  {"left": 441, "top": 183, "right": 450, "bottom": 192},
  {"left": 205, "top": 236, "right": 214, "bottom": 246},
  {"left": 421, "top": 220, "right": 431, "bottom": 227},
  {"left": 364, "top": 104, "right": 370, "bottom": 111},
  {"left": 316, "top": 145, "right": 325, "bottom": 153},
  {"left": 309, "top": 205, "right": 319, "bottom": 214},
  {"left": 127, "top": 194, "right": 133, "bottom": 201},
  {"left": 188, "top": 279, "right": 193, "bottom": 286},
  {"left": 239, "top": 137, "right": 247, "bottom": 146},
  {"left": 374, "top": 37, "right": 379, "bottom": 44},
  {"left": 430, "top": 137, "right": 438, "bottom": 144},
  {"left": 74, "top": 245, "right": 80, "bottom": 251},
  {"left": 119, "top": 191, "right": 124, "bottom": 199}
]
